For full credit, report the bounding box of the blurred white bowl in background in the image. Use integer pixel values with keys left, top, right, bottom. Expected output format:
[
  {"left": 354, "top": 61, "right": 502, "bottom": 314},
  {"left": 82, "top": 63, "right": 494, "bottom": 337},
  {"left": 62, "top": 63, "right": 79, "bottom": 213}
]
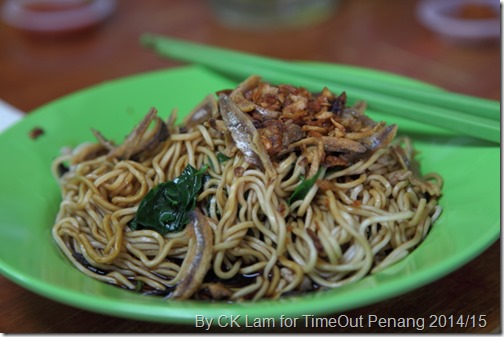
[
  {"left": 416, "top": 0, "right": 500, "bottom": 44},
  {"left": 1, "top": 0, "right": 117, "bottom": 34}
]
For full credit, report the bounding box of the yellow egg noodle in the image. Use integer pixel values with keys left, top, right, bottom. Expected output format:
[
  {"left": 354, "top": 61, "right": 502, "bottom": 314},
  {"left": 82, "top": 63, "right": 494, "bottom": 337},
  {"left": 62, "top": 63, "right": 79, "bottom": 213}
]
[{"left": 51, "top": 76, "right": 443, "bottom": 301}]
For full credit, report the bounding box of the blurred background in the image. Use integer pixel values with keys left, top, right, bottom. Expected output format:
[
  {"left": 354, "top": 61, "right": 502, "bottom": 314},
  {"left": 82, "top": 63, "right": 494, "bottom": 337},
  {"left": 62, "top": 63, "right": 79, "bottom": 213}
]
[
  {"left": 0, "top": 0, "right": 500, "bottom": 114},
  {"left": 0, "top": 0, "right": 500, "bottom": 333}
]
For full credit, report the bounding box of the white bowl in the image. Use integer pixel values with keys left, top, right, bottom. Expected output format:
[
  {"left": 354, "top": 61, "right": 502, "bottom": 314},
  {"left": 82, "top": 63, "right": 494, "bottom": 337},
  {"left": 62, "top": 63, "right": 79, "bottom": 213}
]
[
  {"left": 416, "top": 0, "right": 500, "bottom": 44},
  {"left": 1, "top": 0, "right": 117, "bottom": 34}
]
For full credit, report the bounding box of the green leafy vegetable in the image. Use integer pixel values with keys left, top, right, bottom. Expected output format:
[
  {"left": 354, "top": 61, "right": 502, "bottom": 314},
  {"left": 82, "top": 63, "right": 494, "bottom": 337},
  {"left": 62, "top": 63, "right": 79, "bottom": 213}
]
[
  {"left": 216, "top": 152, "right": 231, "bottom": 163},
  {"left": 288, "top": 169, "right": 322, "bottom": 205},
  {"left": 134, "top": 280, "right": 144, "bottom": 292},
  {"left": 129, "top": 164, "right": 208, "bottom": 234},
  {"left": 208, "top": 152, "right": 229, "bottom": 171}
]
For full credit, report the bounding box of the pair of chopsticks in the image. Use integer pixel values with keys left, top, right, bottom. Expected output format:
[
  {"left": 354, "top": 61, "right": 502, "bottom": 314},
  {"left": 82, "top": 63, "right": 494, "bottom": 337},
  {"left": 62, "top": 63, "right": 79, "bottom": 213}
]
[{"left": 141, "top": 34, "right": 500, "bottom": 144}]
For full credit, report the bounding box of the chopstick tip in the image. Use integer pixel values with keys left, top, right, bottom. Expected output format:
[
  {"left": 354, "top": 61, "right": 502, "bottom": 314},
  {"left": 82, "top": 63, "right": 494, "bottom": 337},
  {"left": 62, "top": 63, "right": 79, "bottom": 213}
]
[{"left": 139, "top": 33, "right": 158, "bottom": 48}]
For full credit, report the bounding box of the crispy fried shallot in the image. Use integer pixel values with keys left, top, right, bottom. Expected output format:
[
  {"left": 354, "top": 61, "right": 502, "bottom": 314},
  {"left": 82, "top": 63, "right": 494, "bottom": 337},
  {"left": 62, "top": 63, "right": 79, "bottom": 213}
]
[
  {"left": 89, "top": 76, "right": 397, "bottom": 179},
  {"left": 207, "top": 76, "right": 397, "bottom": 172}
]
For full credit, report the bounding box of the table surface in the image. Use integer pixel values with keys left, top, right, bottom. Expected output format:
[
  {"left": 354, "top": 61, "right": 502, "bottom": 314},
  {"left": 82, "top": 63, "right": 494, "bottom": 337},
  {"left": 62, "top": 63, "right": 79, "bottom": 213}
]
[{"left": 0, "top": 0, "right": 500, "bottom": 333}]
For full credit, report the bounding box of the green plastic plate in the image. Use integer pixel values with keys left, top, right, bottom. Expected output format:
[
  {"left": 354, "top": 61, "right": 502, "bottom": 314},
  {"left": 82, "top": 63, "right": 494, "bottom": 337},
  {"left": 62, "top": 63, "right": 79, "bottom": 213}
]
[{"left": 0, "top": 64, "right": 499, "bottom": 323}]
